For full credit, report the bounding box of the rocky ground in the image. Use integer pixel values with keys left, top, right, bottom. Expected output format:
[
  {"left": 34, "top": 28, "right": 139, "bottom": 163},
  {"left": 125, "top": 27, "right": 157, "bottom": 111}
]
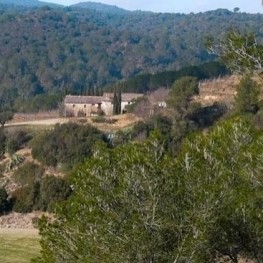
[{"left": 0, "top": 212, "right": 49, "bottom": 229}]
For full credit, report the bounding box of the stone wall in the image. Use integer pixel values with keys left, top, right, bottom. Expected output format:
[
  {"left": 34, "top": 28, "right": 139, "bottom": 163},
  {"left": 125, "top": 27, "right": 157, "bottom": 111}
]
[
  {"left": 65, "top": 103, "right": 101, "bottom": 116},
  {"left": 193, "top": 75, "right": 241, "bottom": 106}
]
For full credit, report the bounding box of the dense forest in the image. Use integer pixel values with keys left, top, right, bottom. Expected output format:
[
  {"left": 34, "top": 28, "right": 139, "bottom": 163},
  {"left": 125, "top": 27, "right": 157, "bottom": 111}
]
[{"left": 0, "top": 2, "right": 263, "bottom": 110}]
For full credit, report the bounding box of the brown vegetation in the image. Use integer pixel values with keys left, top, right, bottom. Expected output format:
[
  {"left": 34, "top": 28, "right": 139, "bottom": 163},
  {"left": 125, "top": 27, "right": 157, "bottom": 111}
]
[{"left": 193, "top": 75, "right": 241, "bottom": 106}]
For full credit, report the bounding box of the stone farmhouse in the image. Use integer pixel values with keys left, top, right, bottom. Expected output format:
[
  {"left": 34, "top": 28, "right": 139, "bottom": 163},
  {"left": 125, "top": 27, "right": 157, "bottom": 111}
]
[{"left": 64, "top": 93, "right": 144, "bottom": 116}]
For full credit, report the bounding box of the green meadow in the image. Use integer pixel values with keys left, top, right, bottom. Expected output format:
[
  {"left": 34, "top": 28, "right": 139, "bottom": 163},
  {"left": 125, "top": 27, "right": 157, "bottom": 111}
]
[{"left": 0, "top": 229, "right": 40, "bottom": 263}]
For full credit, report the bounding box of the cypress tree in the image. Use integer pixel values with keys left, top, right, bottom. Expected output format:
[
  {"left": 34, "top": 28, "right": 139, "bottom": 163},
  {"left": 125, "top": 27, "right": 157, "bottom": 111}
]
[{"left": 113, "top": 85, "right": 122, "bottom": 115}]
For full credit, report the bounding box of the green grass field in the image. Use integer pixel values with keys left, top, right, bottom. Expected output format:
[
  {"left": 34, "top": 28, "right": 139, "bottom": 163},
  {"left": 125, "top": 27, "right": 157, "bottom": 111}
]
[{"left": 0, "top": 229, "right": 40, "bottom": 263}]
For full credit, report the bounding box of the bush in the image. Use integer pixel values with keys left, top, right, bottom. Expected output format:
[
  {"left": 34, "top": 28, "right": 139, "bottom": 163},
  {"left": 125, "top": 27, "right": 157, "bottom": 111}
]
[
  {"left": 37, "top": 176, "right": 72, "bottom": 211},
  {"left": 234, "top": 74, "right": 260, "bottom": 114},
  {"left": 77, "top": 110, "right": 86, "bottom": 117},
  {"left": 253, "top": 109, "right": 263, "bottom": 129},
  {"left": 91, "top": 116, "right": 106, "bottom": 123},
  {"left": 105, "top": 118, "right": 117, "bottom": 124},
  {"left": 77, "top": 118, "right": 87, "bottom": 124},
  {"left": 113, "top": 115, "right": 172, "bottom": 146},
  {"left": 6, "top": 129, "right": 32, "bottom": 155},
  {"left": 31, "top": 123, "right": 108, "bottom": 168},
  {"left": 0, "top": 128, "right": 6, "bottom": 159},
  {"left": 6, "top": 154, "right": 25, "bottom": 172},
  {"left": 11, "top": 176, "right": 72, "bottom": 213},
  {"left": 0, "top": 111, "right": 14, "bottom": 127},
  {"left": 12, "top": 162, "right": 44, "bottom": 186},
  {"left": 12, "top": 183, "right": 39, "bottom": 213},
  {"left": 92, "top": 116, "right": 118, "bottom": 124},
  {"left": 0, "top": 188, "right": 10, "bottom": 214}
]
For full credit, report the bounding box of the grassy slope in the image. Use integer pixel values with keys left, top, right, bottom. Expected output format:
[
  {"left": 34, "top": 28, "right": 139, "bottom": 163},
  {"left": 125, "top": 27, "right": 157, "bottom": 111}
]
[{"left": 0, "top": 229, "right": 40, "bottom": 263}]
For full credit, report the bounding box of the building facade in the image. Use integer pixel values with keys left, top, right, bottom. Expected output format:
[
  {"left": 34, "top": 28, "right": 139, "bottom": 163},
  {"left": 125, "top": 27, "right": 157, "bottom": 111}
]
[{"left": 64, "top": 93, "right": 143, "bottom": 117}]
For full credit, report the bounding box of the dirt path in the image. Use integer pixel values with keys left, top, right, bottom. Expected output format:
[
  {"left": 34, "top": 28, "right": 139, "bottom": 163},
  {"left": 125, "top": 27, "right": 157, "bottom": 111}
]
[
  {"left": 5, "top": 118, "right": 69, "bottom": 127},
  {"left": 0, "top": 228, "right": 39, "bottom": 235},
  {"left": 5, "top": 114, "right": 141, "bottom": 132}
]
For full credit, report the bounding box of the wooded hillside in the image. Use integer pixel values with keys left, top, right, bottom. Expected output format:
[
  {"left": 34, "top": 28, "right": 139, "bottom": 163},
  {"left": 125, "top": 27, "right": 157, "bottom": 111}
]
[{"left": 0, "top": 5, "right": 263, "bottom": 109}]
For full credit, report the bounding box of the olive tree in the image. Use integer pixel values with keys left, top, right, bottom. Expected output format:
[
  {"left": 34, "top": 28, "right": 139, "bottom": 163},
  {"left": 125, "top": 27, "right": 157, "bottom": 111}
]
[
  {"left": 174, "top": 117, "right": 263, "bottom": 262},
  {"left": 33, "top": 136, "right": 180, "bottom": 263},
  {"left": 206, "top": 30, "right": 263, "bottom": 75},
  {"left": 33, "top": 119, "right": 263, "bottom": 263}
]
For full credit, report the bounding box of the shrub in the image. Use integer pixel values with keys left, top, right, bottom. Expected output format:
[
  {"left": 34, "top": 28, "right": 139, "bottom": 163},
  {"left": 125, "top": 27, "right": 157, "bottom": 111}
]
[
  {"left": 0, "top": 188, "right": 10, "bottom": 214},
  {"left": 77, "top": 110, "right": 86, "bottom": 117},
  {"left": 6, "top": 129, "right": 32, "bottom": 155},
  {"left": 6, "top": 154, "right": 25, "bottom": 172},
  {"left": 105, "top": 118, "right": 117, "bottom": 124},
  {"left": 31, "top": 123, "right": 108, "bottom": 168},
  {"left": 37, "top": 176, "right": 72, "bottom": 211},
  {"left": 11, "top": 176, "right": 72, "bottom": 213},
  {"left": 77, "top": 118, "right": 87, "bottom": 124},
  {"left": 91, "top": 116, "right": 106, "bottom": 123},
  {"left": 234, "top": 74, "right": 260, "bottom": 114},
  {"left": 92, "top": 116, "right": 117, "bottom": 124},
  {"left": 12, "top": 183, "right": 39, "bottom": 213},
  {"left": 12, "top": 162, "right": 44, "bottom": 186},
  {"left": 0, "top": 128, "right": 6, "bottom": 159},
  {"left": 253, "top": 109, "right": 263, "bottom": 129}
]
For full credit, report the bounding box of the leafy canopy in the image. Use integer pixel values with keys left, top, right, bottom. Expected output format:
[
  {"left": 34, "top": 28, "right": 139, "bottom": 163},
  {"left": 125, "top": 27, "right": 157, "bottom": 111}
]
[
  {"left": 34, "top": 118, "right": 263, "bottom": 263},
  {"left": 234, "top": 74, "right": 261, "bottom": 114},
  {"left": 31, "top": 123, "right": 107, "bottom": 168},
  {"left": 206, "top": 30, "right": 263, "bottom": 75}
]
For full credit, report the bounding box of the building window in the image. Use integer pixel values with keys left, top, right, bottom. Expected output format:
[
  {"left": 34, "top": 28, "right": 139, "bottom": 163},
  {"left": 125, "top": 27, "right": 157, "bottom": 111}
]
[
  {"left": 73, "top": 104, "right": 75, "bottom": 108},
  {"left": 84, "top": 105, "right": 86, "bottom": 108}
]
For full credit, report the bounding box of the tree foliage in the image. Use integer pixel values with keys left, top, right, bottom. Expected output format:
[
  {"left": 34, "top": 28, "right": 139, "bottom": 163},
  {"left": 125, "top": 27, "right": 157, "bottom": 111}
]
[
  {"left": 5, "top": 128, "right": 32, "bottom": 155},
  {"left": 114, "top": 62, "right": 228, "bottom": 94},
  {"left": 167, "top": 76, "right": 201, "bottom": 146},
  {"left": 0, "top": 187, "right": 10, "bottom": 214},
  {"left": 37, "top": 176, "right": 72, "bottom": 211},
  {"left": 12, "top": 176, "right": 72, "bottom": 213},
  {"left": 31, "top": 123, "right": 108, "bottom": 168},
  {"left": 111, "top": 115, "right": 173, "bottom": 147},
  {"left": 0, "top": 128, "right": 6, "bottom": 159},
  {"left": 206, "top": 30, "right": 263, "bottom": 75},
  {"left": 175, "top": 118, "right": 263, "bottom": 262},
  {"left": 112, "top": 84, "right": 122, "bottom": 115},
  {"left": 0, "top": 6, "right": 260, "bottom": 109},
  {"left": 234, "top": 74, "right": 261, "bottom": 114},
  {"left": 12, "top": 162, "right": 44, "bottom": 186},
  {"left": 0, "top": 111, "right": 13, "bottom": 127},
  {"left": 34, "top": 118, "right": 263, "bottom": 263},
  {"left": 168, "top": 76, "right": 199, "bottom": 116},
  {"left": 34, "top": 136, "right": 179, "bottom": 263}
]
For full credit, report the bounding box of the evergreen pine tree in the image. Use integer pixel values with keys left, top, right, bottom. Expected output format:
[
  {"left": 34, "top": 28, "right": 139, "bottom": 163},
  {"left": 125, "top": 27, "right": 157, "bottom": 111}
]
[{"left": 113, "top": 84, "right": 122, "bottom": 115}]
